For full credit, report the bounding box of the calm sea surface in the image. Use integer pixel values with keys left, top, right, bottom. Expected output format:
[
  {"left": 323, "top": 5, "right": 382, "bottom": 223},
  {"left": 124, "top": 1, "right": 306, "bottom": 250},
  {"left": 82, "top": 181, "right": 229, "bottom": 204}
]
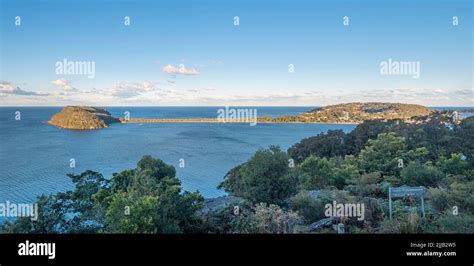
[
  {"left": 0, "top": 107, "right": 355, "bottom": 206},
  {"left": 0, "top": 106, "right": 469, "bottom": 206}
]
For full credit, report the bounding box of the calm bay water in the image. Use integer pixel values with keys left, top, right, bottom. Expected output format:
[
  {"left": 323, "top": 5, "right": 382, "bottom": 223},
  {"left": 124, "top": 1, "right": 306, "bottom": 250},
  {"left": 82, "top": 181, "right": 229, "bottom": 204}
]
[{"left": 0, "top": 107, "right": 355, "bottom": 206}]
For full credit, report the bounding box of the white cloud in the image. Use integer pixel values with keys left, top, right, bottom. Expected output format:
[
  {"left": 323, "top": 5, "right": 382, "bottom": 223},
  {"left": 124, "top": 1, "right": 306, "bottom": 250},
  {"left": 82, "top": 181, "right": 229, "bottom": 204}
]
[
  {"left": 3, "top": 77, "right": 472, "bottom": 107},
  {"left": 454, "top": 88, "right": 474, "bottom": 96},
  {"left": 162, "top": 64, "right": 199, "bottom": 76},
  {"left": 52, "top": 78, "right": 76, "bottom": 91},
  {"left": 0, "top": 81, "right": 49, "bottom": 96},
  {"left": 105, "top": 81, "right": 159, "bottom": 98},
  {"left": 187, "top": 86, "right": 216, "bottom": 93}
]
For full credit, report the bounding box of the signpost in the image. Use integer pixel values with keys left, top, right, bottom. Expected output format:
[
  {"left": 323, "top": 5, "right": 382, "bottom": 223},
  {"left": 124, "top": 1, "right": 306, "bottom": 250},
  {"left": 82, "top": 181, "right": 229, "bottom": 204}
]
[
  {"left": 388, "top": 186, "right": 426, "bottom": 219},
  {"left": 337, "top": 223, "right": 345, "bottom": 234}
]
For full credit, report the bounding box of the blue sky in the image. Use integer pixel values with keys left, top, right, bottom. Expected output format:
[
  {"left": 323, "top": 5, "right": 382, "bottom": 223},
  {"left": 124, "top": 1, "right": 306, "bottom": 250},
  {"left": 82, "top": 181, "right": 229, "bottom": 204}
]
[{"left": 0, "top": 0, "right": 472, "bottom": 106}]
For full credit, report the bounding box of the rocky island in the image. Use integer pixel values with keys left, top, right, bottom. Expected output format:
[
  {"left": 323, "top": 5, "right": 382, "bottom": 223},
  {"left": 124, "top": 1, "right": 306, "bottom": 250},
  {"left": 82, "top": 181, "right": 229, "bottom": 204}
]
[{"left": 48, "top": 106, "right": 120, "bottom": 130}]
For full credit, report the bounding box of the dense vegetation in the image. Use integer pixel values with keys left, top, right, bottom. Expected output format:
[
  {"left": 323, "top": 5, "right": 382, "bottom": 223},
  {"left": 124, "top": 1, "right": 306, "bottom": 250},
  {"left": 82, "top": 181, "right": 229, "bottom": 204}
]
[
  {"left": 48, "top": 106, "right": 120, "bottom": 130},
  {"left": 1, "top": 156, "right": 204, "bottom": 233},
  {"left": 2, "top": 115, "right": 473, "bottom": 234},
  {"left": 260, "top": 102, "right": 435, "bottom": 123}
]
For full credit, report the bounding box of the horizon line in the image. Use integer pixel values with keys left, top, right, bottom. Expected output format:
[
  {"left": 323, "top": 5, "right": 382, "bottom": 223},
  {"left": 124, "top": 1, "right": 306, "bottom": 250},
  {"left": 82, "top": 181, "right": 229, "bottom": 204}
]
[{"left": 0, "top": 105, "right": 472, "bottom": 108}]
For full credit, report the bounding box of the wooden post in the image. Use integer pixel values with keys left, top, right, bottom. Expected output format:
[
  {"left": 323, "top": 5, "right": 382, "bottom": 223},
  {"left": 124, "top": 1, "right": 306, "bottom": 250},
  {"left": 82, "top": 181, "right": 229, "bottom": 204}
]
[
  {"left": 420, "top": 196, "right": 425, "bottom": 218},
  {"left": 337, "top": 223, "right": 345, "bottom": 234},
  {"left": 388, "top": 187, "right": 392, "bottom": 219}
]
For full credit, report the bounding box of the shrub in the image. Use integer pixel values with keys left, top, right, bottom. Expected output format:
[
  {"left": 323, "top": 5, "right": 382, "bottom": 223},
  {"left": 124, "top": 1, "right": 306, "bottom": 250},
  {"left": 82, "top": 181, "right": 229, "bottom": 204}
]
[
  {"left": 219, "top": 146, "right": 298, "bottom": 205},
  {"left": 253, "top": 203, "right": 302, "bottom": 234}
]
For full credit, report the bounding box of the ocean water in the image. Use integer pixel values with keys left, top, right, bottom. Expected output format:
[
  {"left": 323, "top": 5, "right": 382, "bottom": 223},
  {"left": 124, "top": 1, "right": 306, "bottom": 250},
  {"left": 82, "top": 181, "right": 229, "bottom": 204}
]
[{"left": 0, "top": 107, "right": 355, "bottom": 207}]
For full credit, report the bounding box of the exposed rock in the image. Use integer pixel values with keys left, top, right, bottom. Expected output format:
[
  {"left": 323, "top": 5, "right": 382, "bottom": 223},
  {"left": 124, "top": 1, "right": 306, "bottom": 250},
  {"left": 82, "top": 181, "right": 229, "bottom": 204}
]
[
  {"left": 48, "top": 106, "right": 120, "bottom": 130},
  {"left": 307, "top": 216, "right": 340, "bottom": 232},
  {"left": 200, "top": 195, "right": 244, "bottom": 216}
]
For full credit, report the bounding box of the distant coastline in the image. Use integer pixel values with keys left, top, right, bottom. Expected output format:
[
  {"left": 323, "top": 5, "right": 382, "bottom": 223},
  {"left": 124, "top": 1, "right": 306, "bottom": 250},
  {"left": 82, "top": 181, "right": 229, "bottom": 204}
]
[{"left": 44, "top": 103, "right": 466, "bottom": 130}]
